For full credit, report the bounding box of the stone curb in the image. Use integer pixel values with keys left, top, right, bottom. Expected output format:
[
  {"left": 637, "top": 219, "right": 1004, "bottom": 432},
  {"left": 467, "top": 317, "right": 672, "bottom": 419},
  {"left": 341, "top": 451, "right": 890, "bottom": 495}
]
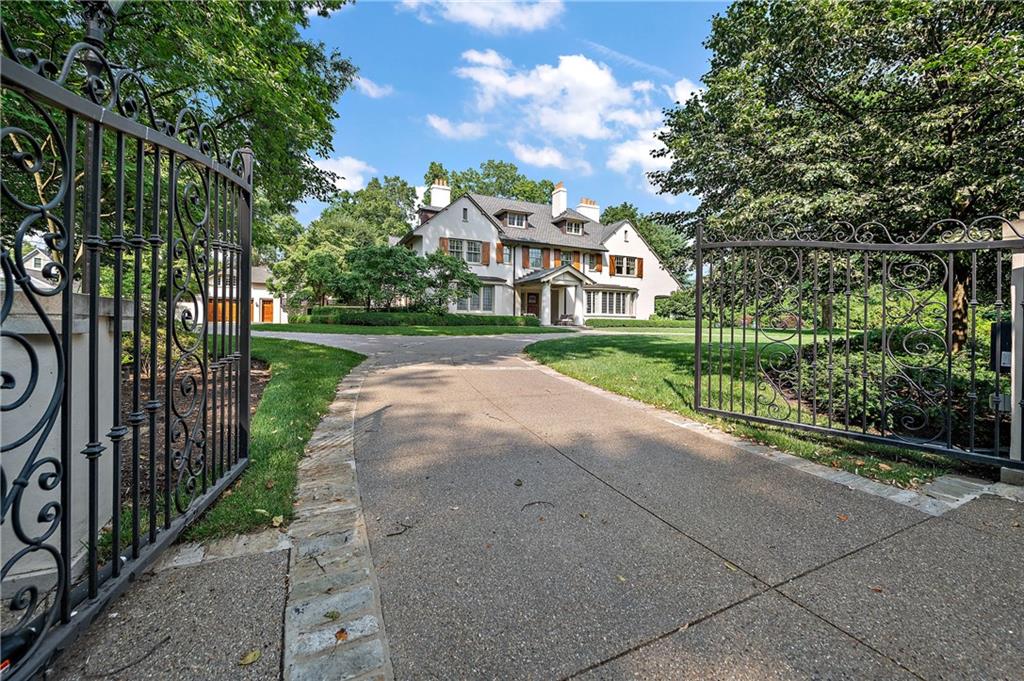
[
  {"left": 518, "top": 354, "right": 1023, "bottom": 515},
  {"left": 283, "top": 360, "right": 394, "bottom": 681}
]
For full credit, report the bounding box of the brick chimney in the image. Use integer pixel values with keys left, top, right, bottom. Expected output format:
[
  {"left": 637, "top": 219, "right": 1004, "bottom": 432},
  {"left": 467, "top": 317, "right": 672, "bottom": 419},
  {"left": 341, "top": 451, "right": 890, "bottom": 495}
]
[
  {"left": 430, "top": 177, "right": 450, "bottom": 208},
  {"left": 576, "top": 197, "right": 600, "bottom": 222},
  {"left": 551, "top": 181, "right": 567, "bottom": 216}
]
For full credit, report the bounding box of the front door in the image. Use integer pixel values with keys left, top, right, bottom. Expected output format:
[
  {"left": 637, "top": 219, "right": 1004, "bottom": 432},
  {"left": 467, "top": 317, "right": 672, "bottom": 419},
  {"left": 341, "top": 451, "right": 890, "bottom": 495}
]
[
  {"left": 261, "top": 299, "right": 274, "bottom": 323},
  {"left": 525, "top": 292, "right": 539, "bottom": 317}
]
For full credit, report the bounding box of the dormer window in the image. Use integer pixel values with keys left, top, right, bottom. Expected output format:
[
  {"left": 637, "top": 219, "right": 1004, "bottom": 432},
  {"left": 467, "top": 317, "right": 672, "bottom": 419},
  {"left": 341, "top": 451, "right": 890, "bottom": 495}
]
[
  {"left": 507, "top": 213, "right": 526, "bottom": 228},
  {"left": 565, "top": 221, "right": 583, "bottom": 235}
]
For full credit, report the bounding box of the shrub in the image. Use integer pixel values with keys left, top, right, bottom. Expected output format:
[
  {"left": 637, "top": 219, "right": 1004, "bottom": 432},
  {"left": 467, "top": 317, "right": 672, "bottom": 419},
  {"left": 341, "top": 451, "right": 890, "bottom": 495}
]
[
  {"left": 586, "top": 318, "right": 696, "bottom": 328},
  {"left": 303, "top": 310, "right": 540, "bottom": 327}
]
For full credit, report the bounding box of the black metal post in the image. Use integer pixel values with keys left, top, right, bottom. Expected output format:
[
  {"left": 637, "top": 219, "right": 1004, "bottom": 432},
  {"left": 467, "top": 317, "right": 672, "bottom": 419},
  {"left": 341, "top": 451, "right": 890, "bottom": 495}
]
[{"left": 238, "top": 145, "right": 254, "bottom": 459}]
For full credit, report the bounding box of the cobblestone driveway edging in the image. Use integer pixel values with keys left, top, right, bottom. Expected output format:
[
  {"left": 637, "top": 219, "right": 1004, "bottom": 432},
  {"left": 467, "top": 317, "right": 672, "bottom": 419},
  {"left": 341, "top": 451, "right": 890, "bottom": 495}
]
[{"left": 283, "top": 361, "right": 393, "bottom": 681}]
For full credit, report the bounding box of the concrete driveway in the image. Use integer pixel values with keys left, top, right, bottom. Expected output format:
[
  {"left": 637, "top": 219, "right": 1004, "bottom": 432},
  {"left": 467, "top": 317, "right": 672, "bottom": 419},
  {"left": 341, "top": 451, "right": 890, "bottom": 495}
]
[{"left": 258, "top": 331, "right": 1024, "bottom": 680}]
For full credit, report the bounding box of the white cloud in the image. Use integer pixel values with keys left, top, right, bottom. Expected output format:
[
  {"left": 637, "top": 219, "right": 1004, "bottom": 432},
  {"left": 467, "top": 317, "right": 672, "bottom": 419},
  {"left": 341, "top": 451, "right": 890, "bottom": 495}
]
[
  {"left": 402, "top": 0, "right": 563, "bottom": 33},
  {"left": 663, "top": 77, "right": 702, "bottom": 104},
  {"left": 606, "top": 108, "right": 663, "bottom": 129},
  {"left": 581, "top": 40, "right": 674, "bottom": 80},
  {"left": 509, "top": 142, "right": 591, "bottom": 174},
  {"left": 607, "top": 128, "right": 672, "bottom": 199},
  {"left": 354, "top": 76, "right": 394, "bottom": 99},
  {"left": 426, "top": 114, "right": 487, "bottom": 140},
  {"left": 315, "top": 156, "right": 376, "bottom": 191},
  {"left": 461, "top": 48, "right": 511, "bottom": 69},
  {"left": 455, "top": 51, "right": 636, "bottom": 140}
]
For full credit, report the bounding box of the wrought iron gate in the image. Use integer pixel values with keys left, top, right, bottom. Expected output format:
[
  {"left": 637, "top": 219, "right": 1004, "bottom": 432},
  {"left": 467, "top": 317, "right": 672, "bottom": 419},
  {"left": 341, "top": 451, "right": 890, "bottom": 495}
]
[
  {"left": 1, "top": 14, "right": 252, "bottom": 679},
  {"left": 694, "top": 218, "right": 1024, "bottom": 469}
]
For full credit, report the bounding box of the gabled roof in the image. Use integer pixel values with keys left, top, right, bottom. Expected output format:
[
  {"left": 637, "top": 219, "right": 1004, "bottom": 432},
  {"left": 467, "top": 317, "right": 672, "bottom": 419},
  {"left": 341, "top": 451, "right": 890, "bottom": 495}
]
[
  {"left": 469, "top": 193, "right": 608, "bottom": 251},
  {"left": 514, "top": 264, "right": 594, "bottom": 286}
]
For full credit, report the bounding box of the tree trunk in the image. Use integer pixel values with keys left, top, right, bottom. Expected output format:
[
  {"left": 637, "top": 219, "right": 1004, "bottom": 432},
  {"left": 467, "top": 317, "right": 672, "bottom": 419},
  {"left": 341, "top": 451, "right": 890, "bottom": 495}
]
[{"left": 951, "top": 257, "right": 971, "bottom": 353}]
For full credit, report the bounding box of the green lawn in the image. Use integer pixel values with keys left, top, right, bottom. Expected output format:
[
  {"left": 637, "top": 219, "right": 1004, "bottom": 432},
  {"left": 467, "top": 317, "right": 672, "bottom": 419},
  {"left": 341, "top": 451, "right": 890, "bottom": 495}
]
[
  {"left": 253, "top": 322, "right": 574, "bottom": 336},
  {"left": 526, "top": 333, "right": 955, "bottom": 487},
  {"left": 186, "top": 336, "right": 364, "bottom": 540}
]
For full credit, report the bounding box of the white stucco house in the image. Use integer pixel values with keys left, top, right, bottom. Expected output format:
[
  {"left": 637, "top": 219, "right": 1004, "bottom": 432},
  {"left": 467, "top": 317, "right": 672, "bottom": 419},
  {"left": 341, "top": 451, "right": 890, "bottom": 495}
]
[
  {"left": 399, "top": 178, "right": 680, "bottom": 325},
  {"left": 206, "top": 265, "right": 288, "bottom": 325}
]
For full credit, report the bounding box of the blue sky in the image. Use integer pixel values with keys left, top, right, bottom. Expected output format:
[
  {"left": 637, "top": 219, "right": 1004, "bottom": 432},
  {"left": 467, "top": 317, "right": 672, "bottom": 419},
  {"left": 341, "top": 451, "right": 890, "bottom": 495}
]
[{"left": 295, "top": 1, "right": 728, "bottom": 225}]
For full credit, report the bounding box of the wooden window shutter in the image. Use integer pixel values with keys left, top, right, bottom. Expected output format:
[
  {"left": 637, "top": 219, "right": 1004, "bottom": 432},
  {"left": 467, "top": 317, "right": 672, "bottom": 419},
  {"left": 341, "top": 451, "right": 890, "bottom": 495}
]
[
  {"left": 609, "top": 255, "right": 616, "bottom": 276},
  {"left": 542, "top": 248, "right": 550, "bottom": 269},
  {"left": 496, "top": 242, "right": 504, "bottom": 263},
  {"left": 482, "top": 242, "right": 490, "bottom": 265},
  {"left": 572, "top": 251, "right": 581, "bottom": 270},
  {"left": 595, "top": 254, "right": 602, "bottom": 272},
  {"left": 522, "top": 246, "right": 530, "bottom": 267},
  {"left": 637, "top": 257, "right": 644, "bottom": 278},
  {"left": 553, "top": 250, "right": 561, "bottom": 267},
  {"left": 439, "top": 237, "right": 449, "bottom": 253}
]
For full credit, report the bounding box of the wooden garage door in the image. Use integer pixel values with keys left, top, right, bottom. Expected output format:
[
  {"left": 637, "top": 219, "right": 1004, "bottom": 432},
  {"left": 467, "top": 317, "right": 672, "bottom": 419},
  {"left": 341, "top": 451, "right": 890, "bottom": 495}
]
[{"left": 208, "top": 299, "right": 237, "bottom": 322}]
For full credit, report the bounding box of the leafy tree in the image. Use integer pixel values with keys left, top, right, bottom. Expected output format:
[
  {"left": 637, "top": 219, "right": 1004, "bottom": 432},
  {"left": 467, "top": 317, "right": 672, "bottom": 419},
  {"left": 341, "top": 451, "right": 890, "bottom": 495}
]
[
  {"left": 3, "top": 0, "right": 356, "bottom": 215},
  {"left": 420, "top": 251, "right": 481, "bottom": 313},
  {"left": 601, "top": 202, "right": 689, "bottom": 277},
  {"left": 654, "top": 288, "right": 696, "bottom": 319},
  {"left": 652, "top": 0, "right": 1024, "bottom": 345},
  {"left": 424, "top": 160, "right": 555, "bottom": 204},
  {"left": 270, "top": 243, "right": 345, "bottom": 308},
  {"left": 337, "top": 245, "right": 428, "bottom": 311},
  {"left": 330, "top": 176, "right": 417, "bottom": 237},
  {"left": 252, "top": 194, "right": 304, "bottom": 265}
]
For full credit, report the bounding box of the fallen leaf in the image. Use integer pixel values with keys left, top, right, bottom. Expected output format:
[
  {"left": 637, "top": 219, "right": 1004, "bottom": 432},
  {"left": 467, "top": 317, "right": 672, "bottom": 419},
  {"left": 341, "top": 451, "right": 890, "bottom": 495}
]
[
  {"left": 264, "top": 480, "right": 275, "bottom": 490},
  {"left": 324, "top": 610, "right": 341, "bottom": 621},
  {"left": 837, "top": 514, "right": 849, "bottom": 522},
  {"left": 514, "top": 479, "right": 523, "bottom": 487},
  {"left": 449, "top": 506, "right": 460, "bottom": 511},
  {"left": 579, "top": 512, "right": 589, "bottom": 519},
  {"left": 869, "top": 585, "right": 883, "bottom": 593},
  {"left": 239, "top": 649, "right": 261, "bottom": 666},
  {"left": 616, "top": 575, "right": 626, "bottom": 583},
  {"left": 855, "top": 459, "right": 866, "bottom": 467},
  {"left": 335, "top": 628, "right": 349, "bottom": 642},
  {"left": 878, "top": 463, "right": 893, "bottom": 472},
  {"left": 723, "top": 561, "right": 739, "bottom": 572},
  {"left": 254, "top": 508, "right": 270, "bottom": 517},
  {"left": 271, "top": 515, "right": 284, "bottom": 527},
  {"left": 1012, "top": 520, "right": 1021, "bottom": 528}
]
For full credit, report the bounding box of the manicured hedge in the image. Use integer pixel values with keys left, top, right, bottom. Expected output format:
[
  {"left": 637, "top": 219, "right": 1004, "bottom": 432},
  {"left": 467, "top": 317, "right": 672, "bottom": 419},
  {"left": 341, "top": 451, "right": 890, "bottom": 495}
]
[
  {"left": 305, "top": 309, "right": 541, "bottom": 327},
  {"left": 586, "top": 317, "right": 696, "bottom": 328}
]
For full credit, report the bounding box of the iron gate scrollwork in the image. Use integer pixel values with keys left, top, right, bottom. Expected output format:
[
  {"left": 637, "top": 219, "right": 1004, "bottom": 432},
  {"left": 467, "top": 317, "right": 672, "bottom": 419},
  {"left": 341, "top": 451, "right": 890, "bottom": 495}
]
[
  {"left": 694, "top": 217, "right": 1024, "bottom": 469},
  {"left": 1, "top": 14, "right": 252, "bottom": 679}
]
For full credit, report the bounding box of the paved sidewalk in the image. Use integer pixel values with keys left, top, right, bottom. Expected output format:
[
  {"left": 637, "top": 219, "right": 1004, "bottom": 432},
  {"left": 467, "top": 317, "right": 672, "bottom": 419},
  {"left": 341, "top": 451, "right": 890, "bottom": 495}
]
[{"left": 257, "top": 331, "right": 1024, "bottom": 680}]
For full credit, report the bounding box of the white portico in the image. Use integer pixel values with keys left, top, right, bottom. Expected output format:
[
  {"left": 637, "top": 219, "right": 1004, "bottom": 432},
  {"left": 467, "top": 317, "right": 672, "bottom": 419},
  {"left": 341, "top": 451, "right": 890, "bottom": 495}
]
[{"left": 514, "top": 264, "right": 593, "bottom": 326}]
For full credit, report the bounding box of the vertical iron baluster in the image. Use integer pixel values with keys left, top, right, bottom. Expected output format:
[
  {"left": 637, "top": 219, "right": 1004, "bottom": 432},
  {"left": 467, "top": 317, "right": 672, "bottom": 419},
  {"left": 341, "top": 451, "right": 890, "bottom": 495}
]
[
  {"left": 994, "top": 254, "right": 1004, "bottom": 455},
  {"left": 201, "top": 167, "right": 211, "bottom": 493},
  {"left": 945, "top": 253, "right": 955, "bottom": 450},
  {"left": 83, "top": 120, "right": 105, "bottom": 599},
  {"left": 811, "top": 250, "right": 819, "bottom": 423},
  {"left": 164, "top": 151, "right": 176, "bottom": 529},
  {"left": 130, "top": 138, "right": 145, "bottom": 558},
  {"left": 728, "top": 251, "right": 737, "bottom": 412},
  {"left": 147, "top": 146, "right": 162, "bottom": 543},
  {"left": 843, "top": 252, "right": 852, "bottom": 431},
  {"left": 717, "top": 251, "right": 725, "bottom": 410},
  {"left": 861, "top": 253, "right": 870, "bottom": 433},
  {"left": 879, "top": 253, "right": 887, "bottom": 438},
  {"left": 693, "top": 225, "right": 703, "bottom": 412},
  {"left": 219, "top": 176, "right": 228, "bottom": 479},
  {"left": 239, "top": 148, "right": 254, "bottom": 460},
  {"left": 210, "top": 174, "right": 220, "bottom": 485},
  {"left": 968, "top": 251, "right": 978, "bottom": 451},
  {"left": 706, "top": 253, "right": 713, "bottom": 409},
  {"left": 796, "top": 250, "right": 803, "bottom": 425},
  {"left": 107, "top": 131, "right": 128, "bottom": 577},
  {"left": 739, "top": 253, "right": 749, "bottom": 414},
  {"left": 826, "top": 251, "right": 835, "bottom": 429},
  {"left": 59, "top": 112, "right": 78, "bottom": 623},
  {"left": 753, "top": 250, "right": 761, "bottom": 416},
  {"left": 228, "top": 182, "right": 237, "bottom": 468}
]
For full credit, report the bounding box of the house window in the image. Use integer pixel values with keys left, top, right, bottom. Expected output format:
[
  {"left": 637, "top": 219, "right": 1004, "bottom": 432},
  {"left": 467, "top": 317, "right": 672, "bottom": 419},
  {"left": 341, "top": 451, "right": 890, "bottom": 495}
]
[
  {"left": 507, "top": 213, "right": 526, "bottom": 228},
  {"left": 457, "top": 285, "right": 495, "bottom": 313},
  {"left": 448, "top": 238, "right": 464, "bottom": 259},
  {"left": 449, "top": 238, "right": 483, "bottom": 264},
  {"left": 462, "top": 207, "right": 469, "bottom": 221},
  {"left": 615, "top": 256, "right": 637, "bottom": 276},
  {"left": 528, "top": 248, "right": 542, "bottom": 269},
  {"left": 585, "top": 253, "right": 599, "bottom": 271},
  {"left": 565, "top": 221, "right": 583, "bottom": 235},
  {"left": 601, "top": 292, "right": 610, "bottom": 315},
  {"left": 595, "top": 291, "right": 631, "bottom": 316},
  {"left": 32, "top": 256, "right": 43, "bottom": 269},
  {"left": 585, "top": 291, "right": 596, "bottom": 314},
  {"left": 623, "top": 229, "right": 629, "bottom": 242}
]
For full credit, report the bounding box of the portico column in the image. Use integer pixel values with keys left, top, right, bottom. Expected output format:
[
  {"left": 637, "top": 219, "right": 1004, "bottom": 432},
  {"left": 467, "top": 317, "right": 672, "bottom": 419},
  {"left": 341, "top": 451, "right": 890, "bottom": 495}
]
[
  {"left": 574, "top": 284, "right": 585, "bottom": 325},
  {"left": 540, "top": 282, "right": 552, "bottom": 326}
]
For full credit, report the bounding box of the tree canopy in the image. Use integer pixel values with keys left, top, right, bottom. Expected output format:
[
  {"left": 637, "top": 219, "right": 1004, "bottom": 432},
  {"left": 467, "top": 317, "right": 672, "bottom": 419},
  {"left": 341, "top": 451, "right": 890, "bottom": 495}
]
[
  {"left": 424, "top": 160, "right": 555, "bottom": 204},
  {"left": 4, "top": 0, "right": 356, "bottom": 217},
  {"left": 330, "top": 176, "right": 418, "bottom": 237},
  {"left": 653, "top": 0, "right": 1024, "bottom": 240}
]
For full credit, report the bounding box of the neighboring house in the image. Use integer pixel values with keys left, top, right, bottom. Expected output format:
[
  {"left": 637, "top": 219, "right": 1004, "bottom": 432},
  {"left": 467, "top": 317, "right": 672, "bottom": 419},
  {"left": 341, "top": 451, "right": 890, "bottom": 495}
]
[
  {"left": 207, "top": 265, "right": 288, "bottom": 324},
  {"left": 18, "top": 247, "right": 59, "bottom": 292},
  {"left": 399, "top": 178, "right": 680, "bottom": 325}
]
